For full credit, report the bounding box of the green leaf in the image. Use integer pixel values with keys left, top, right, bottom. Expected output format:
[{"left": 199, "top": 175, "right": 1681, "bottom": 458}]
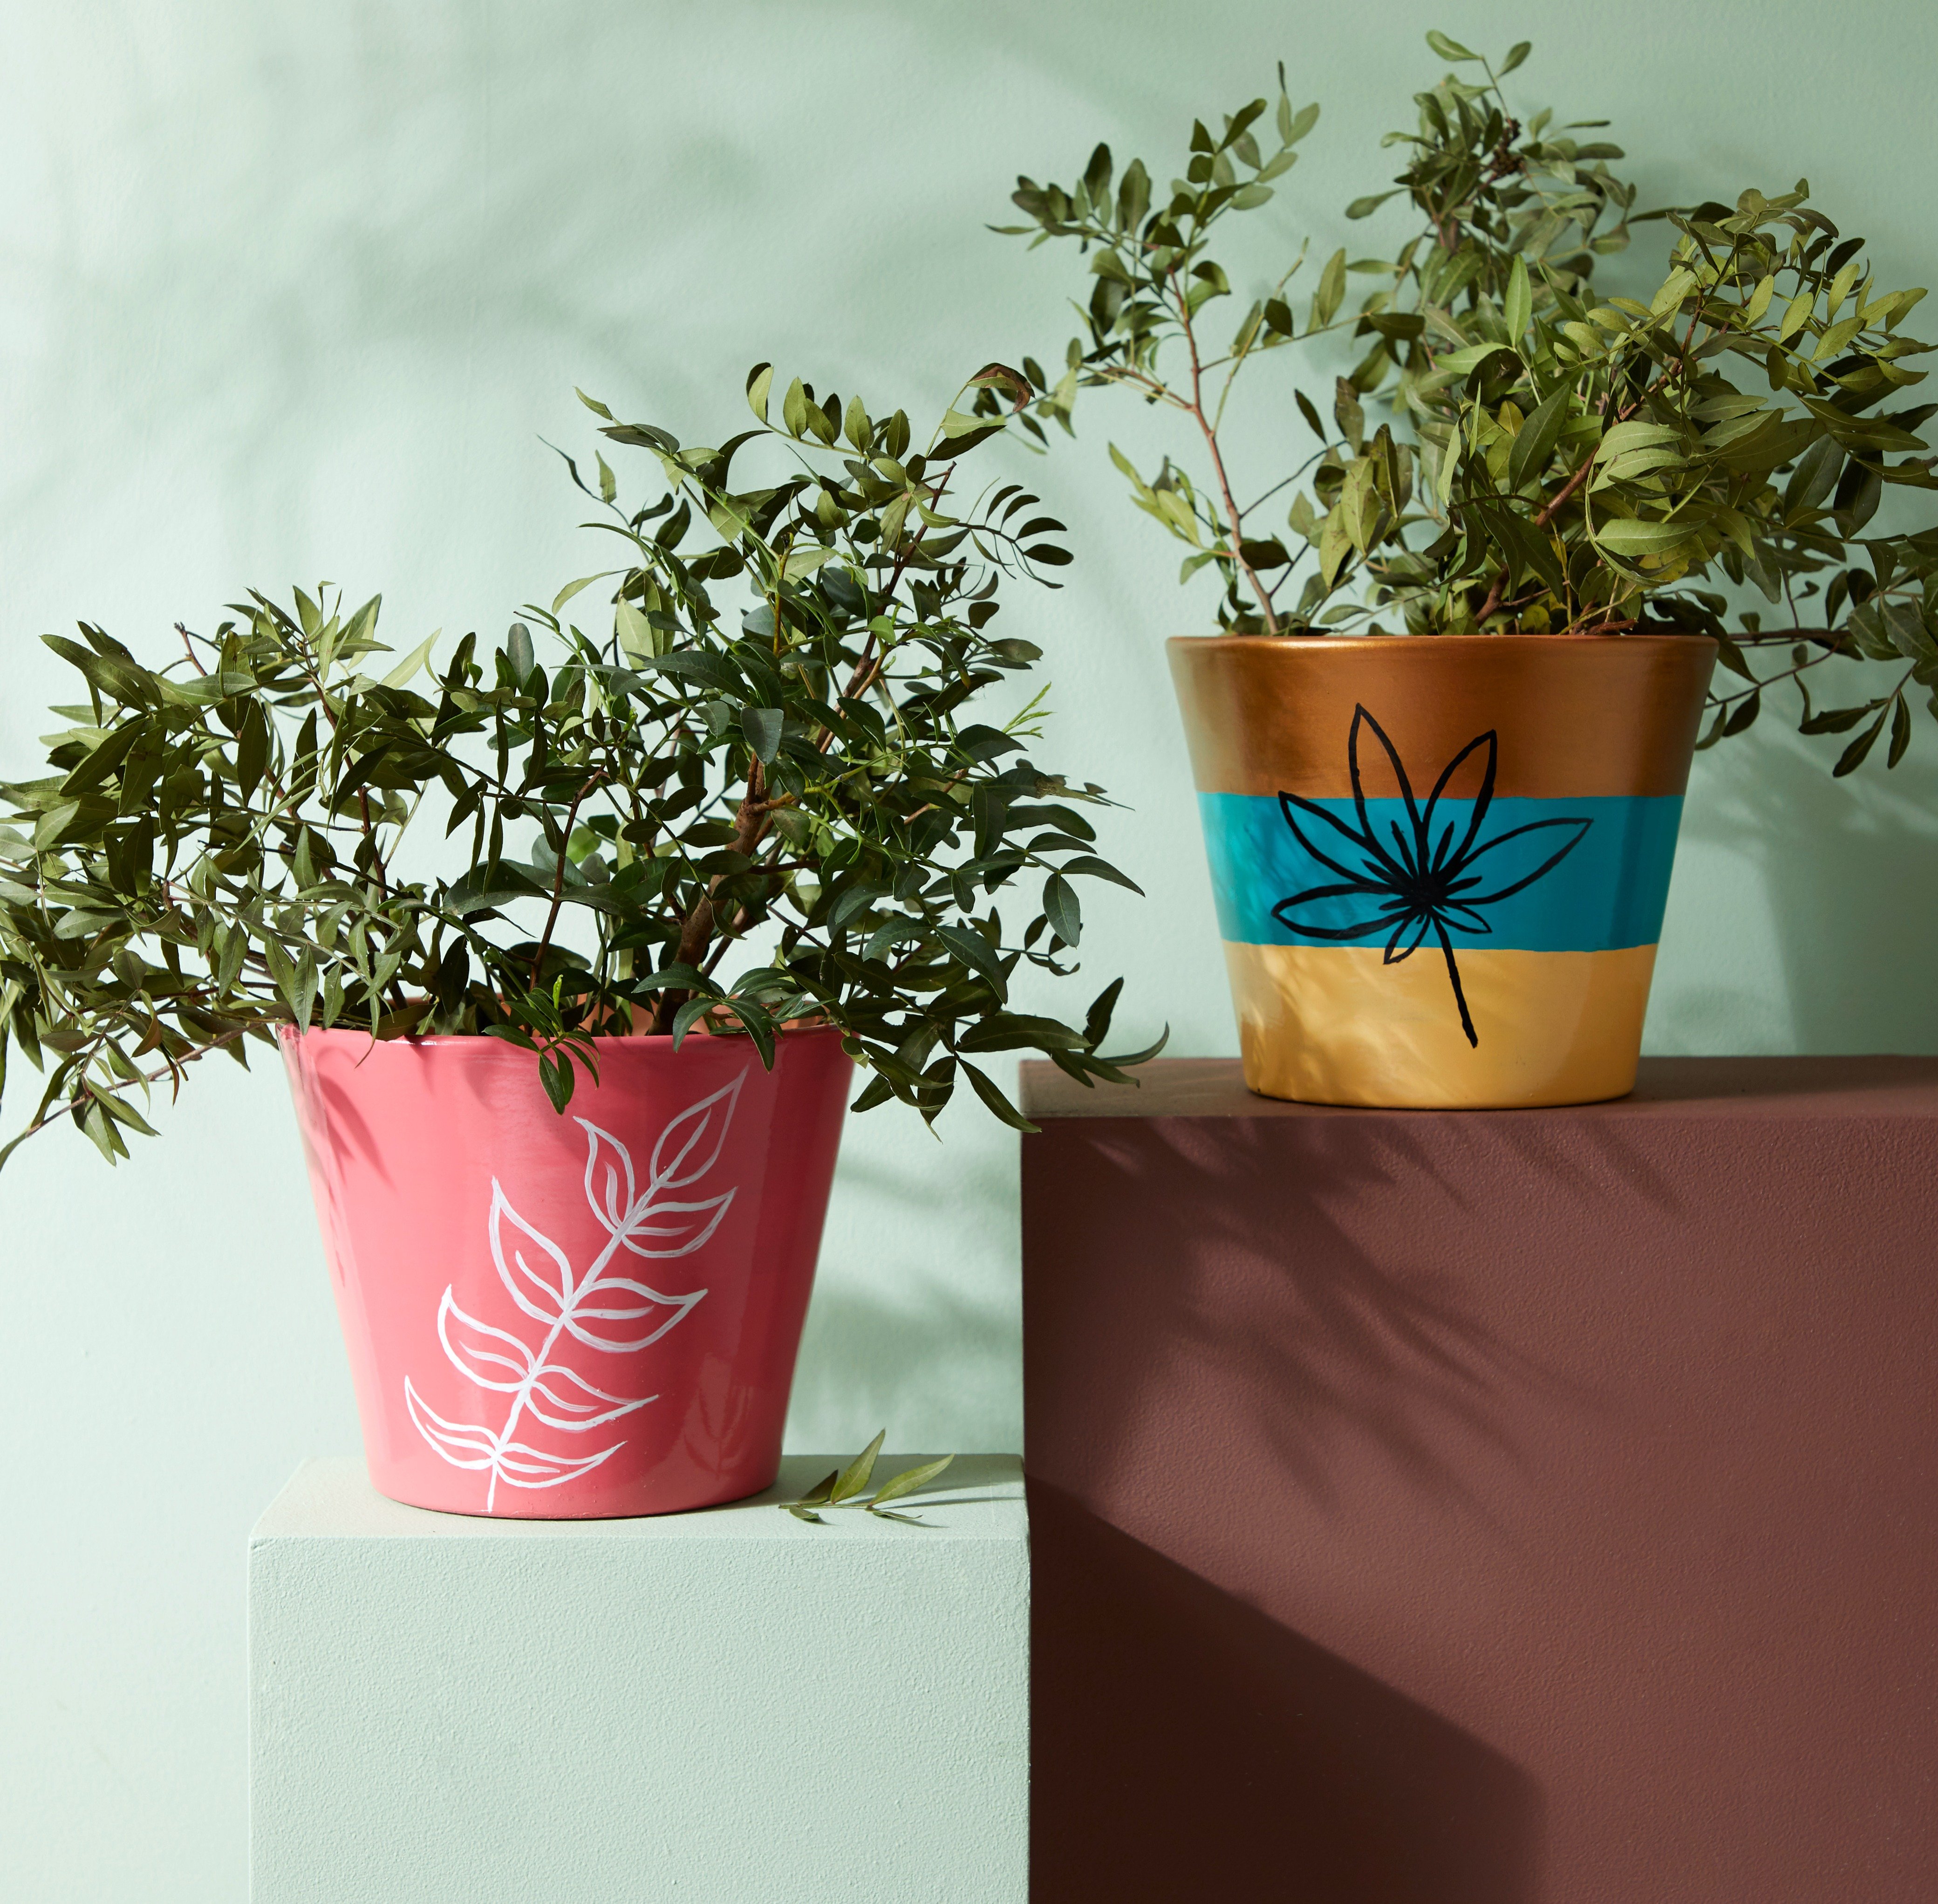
[
  {"left": 1833, "top": 706, "right": 1889, "bottom": 776},
  {"left": 782, "top": 377, "right": 809, "bottom": 438},
  {"left": 869, "top": 1455, "right": 954, "bottom": 1512},
  {"left": 936, "top": 923, "right": 1005, "bottom": 991},
  {"left": 506, "top": 622, "right": 536, "bottom": 685},
  {"left": 843, "top": 392, "right": 873, "bottom": 449},
  {"left": 635, "top": 648, "right": 742, "bottom": 695},
  {"left": 1713, "top": 633, "right": 1757, "bottom": 683},
  {"left": 1060, "top": 853, "right": 1143, "bottom": 894},
  {"left": 1504, "top": 257, "right": 1532, "bottom": 348},
  {"left": 1339, "top": 458, "right": 1377, "bottom": 552},
  {"left": 1042, "top": 871, "right": 1081, "bottom": 945},
  {"left": 1889, "top": 693, "right": 1913, "bottom": 767},
  {"left": 1435, "top": 428, "right": 1460, "bottom": 507},
  {"left": 830, "top": 1431, "right": 886, "bottom": 1504},
  {"left": 1815, "top": 315, "right": 1865, "bottom": 362},
  {"left": 960, "top": 1060, "right": 1036, "bottom": 1132},
  {"left": 940, "top": 408, "right": 1002, "bottom": 448},
  {"left": 33, "top": 796, "right": 83, "bottom": 849},
  {"left": 1425, "top": 29, "right": 1478, "bottom": 60},
  {"left": 1594, "top": 517, "right": 1699, "bottom": 560},
  {"left": 1499, "top": 40, "right": 1531, "bottom": 74},
  {"left": 668, "top": 996, "right": 716, "bottom": 1049},
  {"left": 615, "top": 600, "right": 657, "bottom": 659},
  {"left": 628, "top": 963, "right": 716, "bottom": 997},
  {"left": 1826, "top": 256, "right": 1863, "bottom": 320},
  {"left": 380, "top": 631, "right": 437, "bottom": 690},
  {"left": 786, "top": 1468, "right": 839, "bottom": 1511},
  {"left": 781, "top": 546, "right": 833, "bottom": 582},
  {"left": 741, "top": 706, "right": 784, "bottom": 763},
  {"left": 1799, "top": 701, "right": 1877, "bottom": 736},
  {"left": 1435, "top": 342, "right": 1515, "bottom": 377},
  {"left": 1593, "top": 421, "right": 1680, "bottom": 462},
  {"left": 1649, "top": 269, "right": 1697, "bottom": 320},
  {"left": 1319, "top": 507, "right": 1351, "bottom": 585},
  {"left": 745, "top": 362, "right": 774, "bottom": 424},
  {"left": 1508, "top": 380, "right": 1572, "bottom": 493},
  {"left": 1334, "top": 379, "right": 1366, "bottom": 456},
  {"left": 1313, "top": 249, "right": 1347, "bottom": 329},
  {"left": 551, "top": 575, "right": 604, "bottom": 615}
]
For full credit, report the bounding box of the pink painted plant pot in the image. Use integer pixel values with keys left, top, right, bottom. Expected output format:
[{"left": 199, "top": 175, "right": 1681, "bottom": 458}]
[{"left": 281, "top": 1026, "right": 852, "bottom": 1518}]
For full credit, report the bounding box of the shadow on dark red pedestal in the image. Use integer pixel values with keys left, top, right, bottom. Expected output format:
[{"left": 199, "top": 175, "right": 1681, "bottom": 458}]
[
  {"left": 1030, "top": 1481, "right": 1542, "bottom": 1904},
  {"left": 1023, "top": 1114, "right": 1586, "bottom": 1524}
]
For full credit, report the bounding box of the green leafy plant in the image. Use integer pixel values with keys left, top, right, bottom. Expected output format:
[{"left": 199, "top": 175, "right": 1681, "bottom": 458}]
[
  {"left": 1000, "top": 29, "right": 1938, "bottom": 774},
  {"left": 0, "top": 363, "right": 1162, "bottom": 1166},
  {"left": 780, "top": 1432, "right": 955, "bottom": 1524}
]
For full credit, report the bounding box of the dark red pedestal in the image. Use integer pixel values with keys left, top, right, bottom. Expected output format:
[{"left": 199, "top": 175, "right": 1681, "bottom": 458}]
[{"left": 1020, "top": 1057, "right": 1938, "bottom": 1904}]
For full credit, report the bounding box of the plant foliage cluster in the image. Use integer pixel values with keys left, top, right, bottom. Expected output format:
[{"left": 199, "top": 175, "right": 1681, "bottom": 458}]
[
  {"left": 0, "top": 367, "right": 1159, "bottom": 1164},
  {"left": 1001, "top": 28, "right": 1938, "bottom": 774}
]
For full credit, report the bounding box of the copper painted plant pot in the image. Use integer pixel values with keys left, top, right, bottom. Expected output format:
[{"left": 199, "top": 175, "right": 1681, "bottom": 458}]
[{"left": 1168, "top": 633, "right": 1718, "bottom": 1109}]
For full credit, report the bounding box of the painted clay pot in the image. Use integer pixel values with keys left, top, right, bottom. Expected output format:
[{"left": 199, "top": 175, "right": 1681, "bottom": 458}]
[
  {"left": 1169, "top": 633, "right": 1717, "bottom": 1109},
  {"left": 282, "top": 1026, "right": 852, "bottom": 1518}
]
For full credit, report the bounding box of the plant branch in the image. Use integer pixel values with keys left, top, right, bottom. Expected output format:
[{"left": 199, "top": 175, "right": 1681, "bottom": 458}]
[
  {"left": 528, "top": 772, "right": 607, "bottom": 986},
  {"left": 1168, "top": 267, "right": 1279, "bottom": 634}
]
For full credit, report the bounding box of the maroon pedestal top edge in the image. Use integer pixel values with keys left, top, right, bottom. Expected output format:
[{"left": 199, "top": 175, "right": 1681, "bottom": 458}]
[{"left": 1021, "top": 1052, "right": 1938, "bottom": 1121}]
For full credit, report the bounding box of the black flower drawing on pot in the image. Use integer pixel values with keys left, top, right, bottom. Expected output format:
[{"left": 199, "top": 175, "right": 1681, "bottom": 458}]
[{"left": 1272, "top": 706, "right": 1592, "bottom": 1048}]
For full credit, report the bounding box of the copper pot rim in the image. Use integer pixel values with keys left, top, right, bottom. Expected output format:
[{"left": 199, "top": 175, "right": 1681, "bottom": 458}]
[{"left": 1167, "top": 630, "right": 1720, "bottom": 655}]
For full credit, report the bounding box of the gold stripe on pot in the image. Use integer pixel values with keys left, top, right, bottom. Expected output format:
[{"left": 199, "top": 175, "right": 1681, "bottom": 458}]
[
  {"left": 1168, "top": 633, "right": 1717, "bottom": 800},
  {"left": 1223, "top": 942, "right": 1658, "bottom": 1109}
]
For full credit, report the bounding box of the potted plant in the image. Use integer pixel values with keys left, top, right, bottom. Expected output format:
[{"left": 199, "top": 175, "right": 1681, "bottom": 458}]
[
  {"left": 0, "top": 362, "right": 1157, "bottom": 1518},
  {"left": 998, "top": 28, "right": 1938, "bottom": 1109}
]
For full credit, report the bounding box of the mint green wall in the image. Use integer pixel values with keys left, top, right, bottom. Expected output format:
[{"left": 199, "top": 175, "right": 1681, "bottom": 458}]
[{"left": 3, "top": 4, "right": 1934, "bottom": 1897}]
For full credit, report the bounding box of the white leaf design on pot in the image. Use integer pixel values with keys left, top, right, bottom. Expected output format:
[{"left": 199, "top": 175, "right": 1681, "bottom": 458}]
[
  {"left": 402, "top": 1380, "right": 502, "bottom": 1470},
  {"left": 489, "top": 1183, "right": 576, "bottom": 1324},
  {"left": 525, "top": 1362, "right": 655, "bottom": 1433},
  {"left": 648, "top": 1072, "right": 744, "bottom": 1189},
  {"left": 437, "top": 1290, "right": 533, "bottom": 1391},
  {"left": 404, "top": 1072, "right": 744, "bottom": 1511}
]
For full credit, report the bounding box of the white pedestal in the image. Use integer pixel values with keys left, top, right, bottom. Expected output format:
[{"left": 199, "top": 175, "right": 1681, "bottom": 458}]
[{"left": 249, "top": 1456, "right": 1028, "bottom": 1904}]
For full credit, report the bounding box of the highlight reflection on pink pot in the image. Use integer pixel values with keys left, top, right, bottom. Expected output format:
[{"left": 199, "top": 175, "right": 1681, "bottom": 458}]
[{"left": 282, "top": 1026, "right": 851, "bottom": 1519}]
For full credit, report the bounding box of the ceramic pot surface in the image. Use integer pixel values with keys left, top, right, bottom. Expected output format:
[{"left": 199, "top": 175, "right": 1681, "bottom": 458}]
[
  {"left": 282, "top": 1027, "right": 852, "bottom": 1517},
  {"left": 1168, "top": 633, "right": 1717, "bottom": 1108}
]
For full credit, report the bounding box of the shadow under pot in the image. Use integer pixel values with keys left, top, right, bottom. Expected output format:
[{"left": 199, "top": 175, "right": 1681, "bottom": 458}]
[
  {"left": 282, "top": 1026, "right": 852, "bottom": 1518},
  {"left": 1168, "top": 633, "right": 1717, "bottom": 1110}
]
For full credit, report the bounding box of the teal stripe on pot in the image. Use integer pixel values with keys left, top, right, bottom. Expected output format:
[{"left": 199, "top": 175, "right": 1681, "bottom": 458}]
[{"left": 1196, "top": 791, "right": 1686, "bottom": 953}]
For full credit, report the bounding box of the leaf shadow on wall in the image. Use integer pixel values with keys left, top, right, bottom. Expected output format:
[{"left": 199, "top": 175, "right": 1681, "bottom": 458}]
[
  {"left": 786, "top": 1132, "right": 1021, "bottom": 1448},
  {"left": 1669, "top": 724, "right": 1938, "bottom": 1055},
  {"left": 786, "top": 1277, "right": 1017, "bottom": 1446},
  {"left": 1029, "top": 1481, "right": 1543, "bottom": 1904},
  {"left": 0, "top": 6, "right": 1023, "bottom": 568}
]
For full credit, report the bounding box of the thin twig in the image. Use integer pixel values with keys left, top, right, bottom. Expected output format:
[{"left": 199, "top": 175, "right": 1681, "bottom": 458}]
[
  {"left": 1167, "top": 267, "right": 1279, "bottom": 633},
  {"left": 528, "top": 772, "right": 607, "bottom": 986},
  {"left": 2, "top": 1027, "right": 251, "bottom": 1162}
]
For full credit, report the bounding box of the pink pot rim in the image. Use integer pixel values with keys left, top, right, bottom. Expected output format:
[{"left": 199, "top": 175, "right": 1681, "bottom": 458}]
[{"left": 280, "top": 1023, "right": 851, "bottom": 1051}]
